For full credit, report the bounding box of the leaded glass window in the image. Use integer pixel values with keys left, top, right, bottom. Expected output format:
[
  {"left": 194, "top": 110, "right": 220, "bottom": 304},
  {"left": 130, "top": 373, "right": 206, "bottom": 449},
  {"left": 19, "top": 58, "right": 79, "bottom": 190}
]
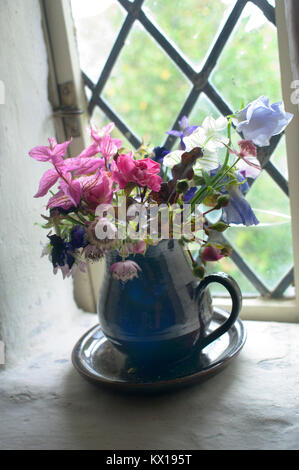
[{"left": 71, "top": 0, "right": 294, "bottom": 299}]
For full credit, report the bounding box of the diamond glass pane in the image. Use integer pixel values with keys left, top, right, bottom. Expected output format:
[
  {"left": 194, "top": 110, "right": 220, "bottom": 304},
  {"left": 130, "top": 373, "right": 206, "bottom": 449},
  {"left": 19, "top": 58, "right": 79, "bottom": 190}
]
[
  {"left": 225, "top": 171, "right": 293, "bottom": 290},
  {"left": 211, "top": 2, "right": 282, "bottom": 110},
  {"left": 206, "top": 256, "right": 259, "bottom": 297},
  {"left": 144, "top": 0, "right": 236, "bottom": 68},
  {"left": 270, "top": 135, "right": 289, "bottom": 179},
  {"left": 189, "top": 93, "right": 220, "bottom": 124},
  {"left": 92, "top": 106, "right": 134, "bottom": 149},
  {"left": 71, "top": 0, "right": 125, "bottom": 83},
  {"left": 72, "top": 0, "right": 295, "bottom": 298},
  {"left": 102, "top": 22, "right": 191, "bottom": 145}
]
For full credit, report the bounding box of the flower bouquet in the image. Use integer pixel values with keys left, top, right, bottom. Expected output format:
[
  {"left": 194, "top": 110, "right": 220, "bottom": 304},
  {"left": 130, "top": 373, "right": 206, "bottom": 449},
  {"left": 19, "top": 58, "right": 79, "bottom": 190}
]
[{"left": 29, "top": 96, "right": 293, "bottom": 284}]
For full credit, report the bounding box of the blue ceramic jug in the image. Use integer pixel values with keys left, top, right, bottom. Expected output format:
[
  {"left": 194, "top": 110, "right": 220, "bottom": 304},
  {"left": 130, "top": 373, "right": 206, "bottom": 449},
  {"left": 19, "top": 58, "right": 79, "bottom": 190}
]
[{"left": 98, "top": 240, "right": 242, "bottom": 364}]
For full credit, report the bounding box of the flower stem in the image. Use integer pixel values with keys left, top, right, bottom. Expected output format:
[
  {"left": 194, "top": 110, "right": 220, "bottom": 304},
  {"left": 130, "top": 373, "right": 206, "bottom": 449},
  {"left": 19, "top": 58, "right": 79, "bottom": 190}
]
[
  {"left": 186, "top": 248, "right": 196, "bottom": 265},
  {"left": 64, "top": 215, "right": 86, "bottom": 227}
]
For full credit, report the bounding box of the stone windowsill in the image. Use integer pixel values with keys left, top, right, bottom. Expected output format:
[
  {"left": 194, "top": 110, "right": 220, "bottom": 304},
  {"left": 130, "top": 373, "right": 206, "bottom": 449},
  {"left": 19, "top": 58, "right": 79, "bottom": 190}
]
[{"left": 0, "top": 311, "right": 299, "bottom": 450}]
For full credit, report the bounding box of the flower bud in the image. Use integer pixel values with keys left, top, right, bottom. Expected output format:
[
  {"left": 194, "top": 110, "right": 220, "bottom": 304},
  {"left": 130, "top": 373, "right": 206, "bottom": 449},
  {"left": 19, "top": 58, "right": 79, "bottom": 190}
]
[
  {"left": 209, "top": 221, "right": 230, "bottom": 232},
  {"left": 203, "top": 193, "right": 219, "bottom": 207},
  {"left": 192, "top": 263, "right": 205, "bottom": 278},
  {"left": 176, "top": 179, "right": 189, "bottom": 194},
  {"left": 201, "top": 246, "right": 224, "bottom": 262},
  {"left": 220, "top": 244, "right": 232, "bottom": 257},
  {"left": 192, "top": 175, "right": 205, "bottom": 186},
  {"left": 215, "top": 195, "right": 230, "bottom": 209}
]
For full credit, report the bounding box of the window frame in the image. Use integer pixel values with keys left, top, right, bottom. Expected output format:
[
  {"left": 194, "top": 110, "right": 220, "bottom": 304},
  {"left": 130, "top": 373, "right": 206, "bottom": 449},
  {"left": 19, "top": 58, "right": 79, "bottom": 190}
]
[{"left": 41, "top": 0, "right": 299, "bottom": 321}]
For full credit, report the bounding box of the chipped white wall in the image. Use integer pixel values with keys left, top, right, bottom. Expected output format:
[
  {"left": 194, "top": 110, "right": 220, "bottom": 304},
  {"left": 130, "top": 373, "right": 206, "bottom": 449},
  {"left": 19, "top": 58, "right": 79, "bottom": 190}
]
[{"left": 0, "top": 0, "right": 79, "bottom": 365}]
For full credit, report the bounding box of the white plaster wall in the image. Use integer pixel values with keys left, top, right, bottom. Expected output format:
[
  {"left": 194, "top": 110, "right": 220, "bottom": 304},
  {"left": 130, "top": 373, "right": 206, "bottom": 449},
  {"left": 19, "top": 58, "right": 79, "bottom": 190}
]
[{"left": 0, "top": 0, "right": 79, "bottom": 365}]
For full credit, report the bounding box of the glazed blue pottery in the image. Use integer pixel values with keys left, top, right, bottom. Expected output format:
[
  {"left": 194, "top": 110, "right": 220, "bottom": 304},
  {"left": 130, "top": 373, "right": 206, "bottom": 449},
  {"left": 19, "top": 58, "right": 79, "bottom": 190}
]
[{"left": 98, "top": 240, "right": 242, "bottom": 365}]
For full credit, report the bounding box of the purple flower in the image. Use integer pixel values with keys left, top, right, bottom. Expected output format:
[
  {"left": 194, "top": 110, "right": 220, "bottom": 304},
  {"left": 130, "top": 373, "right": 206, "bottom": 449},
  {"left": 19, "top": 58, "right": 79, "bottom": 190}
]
[
  {"left": 184, "top": 186, "right": 197, "bottom": 202},
  {"left": 222, "top": 173, "right": 259, "bottom": 226},
  {"left": 69, "top": 225, "right": 87, "bottom": 250},
  {"left": 153, "top": 146, "right": 170, "bottom": 162},
  {"left": 209, "top": 169, "right": 258, "bottom": 226},
  {"left": 47, "top": 232, "right": 86, "bottom": 279},
  {"left": 48, "top": 234, "right": 70, "bottom": 269},
  {"left": 222, "top": 187, "right": 259, "bottom": 226},
  {"left": 166, "top": 116, "right": 198, "bottom": 150},
  {"left": 234, "top": 96, "right": 293, "bottom": 147}
]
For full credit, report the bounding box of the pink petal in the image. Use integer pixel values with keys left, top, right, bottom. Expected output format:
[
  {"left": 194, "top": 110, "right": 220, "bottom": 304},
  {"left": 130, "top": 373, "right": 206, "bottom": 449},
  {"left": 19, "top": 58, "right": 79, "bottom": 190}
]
[
  {"left": 237, "top": 157, "right": 261, "bottom": 179},
  {"left": 46, "top": 191, "right": 74, "bottom": 210},
  {"left": 29, "top": 145, "right": 52, "bottom": 162},
  {"left": 103, "top": 122, "right": 115, "bottom": 134},
  {"left": 202, "top": 246, "right": 224, "bottom": 262},
  {"left": 77, "top": 142, "right": 99, "bottom": 159},
  {"left": 100, "top": 135, "right": 117, "bottom": 159},
  {"left": 53, "top": 138, "right": 72, "bottom": 157},
  {"left": 60, "top": 179, "right": 82, "bottom": 207},
  {"left": 64, "top": 156, "right": 105, "bottom": 174},
  {"left": 111, "top": 137, "right": 123, "bottom": 150},
  {"left": 34, "top": 169, "right": 59, "bottom": 197},
  {"left": 133, "top": 240, "right": 147, "bottom": 254}
]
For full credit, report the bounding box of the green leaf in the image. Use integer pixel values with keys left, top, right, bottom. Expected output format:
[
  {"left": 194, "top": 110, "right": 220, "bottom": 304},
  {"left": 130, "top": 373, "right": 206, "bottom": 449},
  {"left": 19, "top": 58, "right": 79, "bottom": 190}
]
[{"left": 202, "top": 170, "right": 212, "bottom": 185}]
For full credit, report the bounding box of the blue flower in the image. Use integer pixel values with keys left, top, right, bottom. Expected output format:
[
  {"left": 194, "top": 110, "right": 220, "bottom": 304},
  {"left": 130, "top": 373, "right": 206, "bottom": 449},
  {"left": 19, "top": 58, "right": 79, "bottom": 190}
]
[
  {"left": 69, "top": 225, "right": 87, "bottom": 250},
  {"left": 166, "top": 116, "right": 198, "bottom": 150},
  {"left": 222, "top": 187, "right": 259, "bottom": 226},
  {"left": 184, "top": 186, "right": 197, "bottom": 202},
  {"left": 153, "top": 146, "right": 170, "bottom": 162},
  {"left": 234, "top": 96, "right": 293, "bottom": 147},
  {"left": 209, "top": 169, "right": 258, "bottom": 226},
  {"left": 222, "top": 173, "right": 259, "bottom": 226},
  {"left": 48, "top": 234, "right": 71, "bottom": 268},
  {"left": 48, "top": 232, "right": 82, "bottom": 271}
]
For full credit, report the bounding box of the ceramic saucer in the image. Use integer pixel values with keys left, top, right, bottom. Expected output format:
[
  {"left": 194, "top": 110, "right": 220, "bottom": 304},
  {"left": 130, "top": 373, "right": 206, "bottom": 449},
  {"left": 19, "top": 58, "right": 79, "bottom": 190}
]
[{"left": 72, "top": 308, "right": 246, "bottom": 393}]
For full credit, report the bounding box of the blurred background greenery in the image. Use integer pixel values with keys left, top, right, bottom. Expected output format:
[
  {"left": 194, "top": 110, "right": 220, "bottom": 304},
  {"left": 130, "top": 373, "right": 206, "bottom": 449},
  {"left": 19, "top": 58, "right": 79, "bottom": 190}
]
[{"left": 71, "top": 0, "right": 294, "bottom": 297}]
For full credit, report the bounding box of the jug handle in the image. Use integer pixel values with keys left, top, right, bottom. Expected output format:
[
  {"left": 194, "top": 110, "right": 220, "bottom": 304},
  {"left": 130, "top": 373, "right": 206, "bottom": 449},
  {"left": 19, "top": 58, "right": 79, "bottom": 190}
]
[{"left": 194, "top": 272, "right": 242, "bottom": 349}]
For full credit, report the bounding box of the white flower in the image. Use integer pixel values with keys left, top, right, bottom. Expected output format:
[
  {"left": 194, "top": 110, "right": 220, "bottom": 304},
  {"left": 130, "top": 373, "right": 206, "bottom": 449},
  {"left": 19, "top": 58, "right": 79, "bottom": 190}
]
[
  {"left": 183, "top": 116, "right": 229, "bottom": 153},
  {"left": 163, "top": 150, "right": 185, "bottom": 168},
  {"left": 162, "top": 115, "right": 228, "bottom": 174},
  {"left": 234, "top": 96, "right": 293, "bottom": 147},
  {"left": 193, "top": 150, "right": 220, "bottom": 174}
]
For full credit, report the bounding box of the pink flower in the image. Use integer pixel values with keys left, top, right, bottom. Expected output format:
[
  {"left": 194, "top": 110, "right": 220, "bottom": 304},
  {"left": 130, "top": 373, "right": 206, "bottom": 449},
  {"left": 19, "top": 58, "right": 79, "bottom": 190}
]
[
  {"left": 133, "top": 240, "right": 147, "bottom": 254},
  {"left": 54, "top": 260, "right": 87, "bottom": 279},
  {"left": 46, "top": 170, "right": 113, "bottom": 211},
  {"left": 237, "top": 156, "right": 261, "bottom": 179},
  {"left": 110, "top": 260, "right": 142, "bottom": 282},
  {"left": 34, "top": 168, "right": 61, "bottom": 198},
  {"left": 132, "top": 159, "right": 162, "bottom": 191},
  {"left": 90, "top": 122, "right": 115, "bottom": 142},
  {"left": 64, "top": 155, "right": 105, "bottom": 176},
  {"left": 228, "top": 139, "right": 261, "bottom": 178},
  {"left": 122, "top": 240, "right": 147, "bottom": 256},
  {"left": 80, "top": 171, "right": 113, "bottom": 209},
  {"left": 90, "top": 123, "right": 122, "bottom": 151},
  {"left": 237, "top": 140, "right": 257, "bottom": 157},
  {"left": 46, "top": 190, "right": 75, "bottom": 210},
  {"left": 29, "top": 138, "right": 72, "bottom": 164},
  {"left": 76, "top": 142, "right": 100, "bottom": 159},
  {"left": 202, "top": 246, "right": 224, "bottom": 262},
  {"left": 111, "top": 152, "right": 162, "bottom": 192},
  {"left": 59, "top": 176, "right": 82, "bottom": 207},
  {"left": 99, "top": 134, "right": 118, "bottom": 161},
  {"left": 31, "top": 138, "right": 74, "bottom": 198},
  {"left": 111, "top": 152, "right": 135, "bottom": 188},
  {"left": 42, "top": 170, "right": 82, "bottom": 209},
  {"left": 34, "top": 161, "right": 72, "bottom": 199}
]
